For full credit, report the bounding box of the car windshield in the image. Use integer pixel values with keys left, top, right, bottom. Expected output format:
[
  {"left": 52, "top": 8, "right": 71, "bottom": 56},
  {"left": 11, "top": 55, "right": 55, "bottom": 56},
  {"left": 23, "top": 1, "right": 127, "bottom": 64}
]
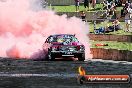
[{"left": 48, "top": 35, "right": 79, "bottom": 43}]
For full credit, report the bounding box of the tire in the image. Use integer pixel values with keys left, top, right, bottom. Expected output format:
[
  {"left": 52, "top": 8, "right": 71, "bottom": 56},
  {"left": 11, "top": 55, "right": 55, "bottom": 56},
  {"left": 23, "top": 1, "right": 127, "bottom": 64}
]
[
  {"left": 78, "top": 53, "right": 85, "bottom": 61},
  {"left": 48, "top": 50, "right": 55, "bottom": 61}
]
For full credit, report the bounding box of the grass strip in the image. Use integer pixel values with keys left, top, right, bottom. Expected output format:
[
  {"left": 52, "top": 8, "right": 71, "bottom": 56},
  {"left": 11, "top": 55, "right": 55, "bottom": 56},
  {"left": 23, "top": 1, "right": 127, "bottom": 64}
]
[{"left": 90, "top": 40, "right": 132, "bottom": 51}]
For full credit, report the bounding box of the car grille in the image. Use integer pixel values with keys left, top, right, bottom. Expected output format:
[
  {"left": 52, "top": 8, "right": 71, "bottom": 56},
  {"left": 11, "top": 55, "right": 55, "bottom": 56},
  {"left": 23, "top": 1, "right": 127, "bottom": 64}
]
[{"left": 60, "top": 46, "right": 77, "bottom": 51}]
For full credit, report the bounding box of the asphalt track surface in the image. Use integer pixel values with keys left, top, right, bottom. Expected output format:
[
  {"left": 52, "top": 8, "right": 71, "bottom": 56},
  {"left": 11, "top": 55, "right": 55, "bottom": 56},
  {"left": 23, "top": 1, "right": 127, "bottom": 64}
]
[{"left": 0, "top": 58, "right": 132, "bottom": 88}]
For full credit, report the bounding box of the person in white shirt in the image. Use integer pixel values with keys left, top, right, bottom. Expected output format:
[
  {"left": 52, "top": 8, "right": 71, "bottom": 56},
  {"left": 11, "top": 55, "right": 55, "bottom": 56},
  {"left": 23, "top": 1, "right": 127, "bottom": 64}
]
[{"left": 125, "top": 4, "right": 132, "bottom": 32}]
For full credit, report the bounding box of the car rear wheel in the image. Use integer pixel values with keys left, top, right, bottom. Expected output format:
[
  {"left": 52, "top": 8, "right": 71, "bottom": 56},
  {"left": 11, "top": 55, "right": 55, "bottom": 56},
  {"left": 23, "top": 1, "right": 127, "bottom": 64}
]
[{"left": 78, "top": 53, "right": 85, "bottom": 61}]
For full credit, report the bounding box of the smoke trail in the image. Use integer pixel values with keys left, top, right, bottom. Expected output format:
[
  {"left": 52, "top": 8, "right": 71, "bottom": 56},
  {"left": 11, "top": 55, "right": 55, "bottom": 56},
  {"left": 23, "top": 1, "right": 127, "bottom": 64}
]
[{"left": 0, "top": 0, "right": 92, "bottom": 59}]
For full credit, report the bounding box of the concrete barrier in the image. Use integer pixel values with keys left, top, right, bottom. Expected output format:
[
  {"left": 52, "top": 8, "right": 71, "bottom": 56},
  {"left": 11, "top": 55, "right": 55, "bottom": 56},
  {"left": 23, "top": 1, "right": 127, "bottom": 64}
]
[
  {"left": 90, "top": 48, "right": 132, "bottom": 61},
  {"left": 47, "top": 0, "right": 75, "bottom": 6},
  {"left": 56, "top": 11, "right": 124, "bottom": 21},
  {"left": 57, "top": 11, "right": 105, "bottom": 21},
  {"left": 88, "top": 34, "right": 132, "bottom": 42},
  {"left": 47, "top": 0, "right": 104, "bottom": 5}
]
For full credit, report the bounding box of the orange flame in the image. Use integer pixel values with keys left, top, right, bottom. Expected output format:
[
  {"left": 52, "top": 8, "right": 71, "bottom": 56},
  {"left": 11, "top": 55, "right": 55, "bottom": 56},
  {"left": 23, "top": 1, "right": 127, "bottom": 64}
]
[{"left": 78, "top": 66, "right": 86, "bottom": 76}]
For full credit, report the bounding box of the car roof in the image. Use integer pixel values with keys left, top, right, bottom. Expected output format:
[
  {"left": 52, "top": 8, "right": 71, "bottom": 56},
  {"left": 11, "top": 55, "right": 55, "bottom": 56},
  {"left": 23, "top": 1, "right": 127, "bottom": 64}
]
[{"left": 50, "top": 34, "right": 75, "bottom": 37}]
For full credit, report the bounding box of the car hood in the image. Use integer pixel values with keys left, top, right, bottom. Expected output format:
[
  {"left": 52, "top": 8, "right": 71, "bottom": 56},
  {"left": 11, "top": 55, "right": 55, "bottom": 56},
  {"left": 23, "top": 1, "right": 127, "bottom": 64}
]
[{"left": 51, "top": 42, "right": 83, "bottom": 46}]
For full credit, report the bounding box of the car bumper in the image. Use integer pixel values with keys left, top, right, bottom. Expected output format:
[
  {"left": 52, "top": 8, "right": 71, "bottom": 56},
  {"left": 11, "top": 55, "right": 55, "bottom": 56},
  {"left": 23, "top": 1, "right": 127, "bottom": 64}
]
[{"left": 50, "top": 51, "right": 84, "bottom": 57}]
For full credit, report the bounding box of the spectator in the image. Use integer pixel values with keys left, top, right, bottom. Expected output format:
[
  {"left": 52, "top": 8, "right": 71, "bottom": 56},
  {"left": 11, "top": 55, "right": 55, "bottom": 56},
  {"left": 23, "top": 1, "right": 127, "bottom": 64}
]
[
  {"left": 84, "top": 0, "right": 89, "bottom": 11},
  {"left": 124, "top": 1, "right": 132, "bottom": 32},
  {"left": 108, "top": 18, "right": 122, "bottom": 31},
  {"left": 121, "top": 1, "right": 129, "bottom": 17},
  {"left": 80, "top": 11, "right": 86, "bottom": 22},
  {"left": 91, "top": 0, "right": 96, "bottom": 9},
  {"left": 130, "top": 2, "right": 132, "bottom": 8},
  {"left": 94, "top": 27, "right": 105, "bottom": 34},
  {"left": 113, "top": 19, "right": 121, "bottom": 29},
  {"left": 110, "top": 2, "right": 116, "bottom": 15},
  {"left": 115, "top": 0, "right": 122, "bottom": 6},
  {"left": 75, "top": 0, "right": 80, "bottom": 12},
  {"left": 101, "top": 0, "right": 108, "bottom": 10},
  {"left": 109, "top": 2, "right": 117, "bottom": 19},
  {"left": 94, "top": 18, "right": 122, "bottom": 34},
  {"left": 102, "top": 1, "right": 113, "bottom": 18}
]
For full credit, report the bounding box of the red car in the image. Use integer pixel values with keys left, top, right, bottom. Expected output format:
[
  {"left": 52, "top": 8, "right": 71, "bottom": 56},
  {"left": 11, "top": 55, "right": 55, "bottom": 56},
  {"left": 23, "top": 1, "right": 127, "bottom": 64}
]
[{"left": 44, "top": 34, "right": 85, "bottom": 61}]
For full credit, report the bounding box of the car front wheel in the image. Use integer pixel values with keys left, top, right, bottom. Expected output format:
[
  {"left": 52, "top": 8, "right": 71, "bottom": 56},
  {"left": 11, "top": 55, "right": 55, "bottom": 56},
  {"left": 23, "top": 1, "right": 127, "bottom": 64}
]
[
  {"left": 78, "top": 53, "right": 85, "bottom": 61},
  {"left": 48, "top": 51, "right": 55, "bottom": 61}
]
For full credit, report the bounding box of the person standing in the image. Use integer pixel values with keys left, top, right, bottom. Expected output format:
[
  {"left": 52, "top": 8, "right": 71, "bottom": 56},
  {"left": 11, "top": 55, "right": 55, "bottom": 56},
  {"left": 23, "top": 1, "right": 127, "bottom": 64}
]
[
  {"left": 84, "top": 0, "right": 89, "bottom": 11},
  {"left": 124, "top": 1, "right": 132, "bottom": 32},
  {"left": 75, "top": 0, "right": 80, "bottom": 12},
  {"left": 91, "top": 0, "right": 96, "bottom": 9}
]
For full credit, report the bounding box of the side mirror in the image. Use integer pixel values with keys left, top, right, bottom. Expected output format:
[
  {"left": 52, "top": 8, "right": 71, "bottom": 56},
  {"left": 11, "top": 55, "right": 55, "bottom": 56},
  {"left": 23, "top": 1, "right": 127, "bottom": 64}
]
[{"left": 45, "top": 40, "right": 48, "bottom": 43}]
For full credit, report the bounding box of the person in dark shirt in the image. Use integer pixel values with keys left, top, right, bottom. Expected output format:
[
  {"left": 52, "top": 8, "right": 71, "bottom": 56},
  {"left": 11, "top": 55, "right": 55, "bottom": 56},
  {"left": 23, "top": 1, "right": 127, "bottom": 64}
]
[
  {"left": 75, "top": 0, "right": 80, "bottom": 12},
  {"left": 80, "top": 11, "right": 86, "bottom": 22},
  {"left": 115, "top": 0, "right": 122, "bottom": 6},
  {"left": 84, "top": 0, "right": 89, "bottom": 11}
]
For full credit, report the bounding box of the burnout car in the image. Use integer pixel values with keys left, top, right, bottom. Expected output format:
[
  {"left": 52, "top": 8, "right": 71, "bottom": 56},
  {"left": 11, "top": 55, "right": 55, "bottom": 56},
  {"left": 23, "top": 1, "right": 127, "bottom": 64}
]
[{"left": 44, "top": 34, "right": 85, "bottom": 61}]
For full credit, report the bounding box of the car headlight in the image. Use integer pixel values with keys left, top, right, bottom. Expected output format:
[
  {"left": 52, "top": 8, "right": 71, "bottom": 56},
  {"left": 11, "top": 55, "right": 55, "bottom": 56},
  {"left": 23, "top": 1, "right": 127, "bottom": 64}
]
[
  {"left": 52, "top": 46, "right": 58, "bottom": 51},
  {"left": 79, "top": 46, "right": 85, "bottom": 51}
]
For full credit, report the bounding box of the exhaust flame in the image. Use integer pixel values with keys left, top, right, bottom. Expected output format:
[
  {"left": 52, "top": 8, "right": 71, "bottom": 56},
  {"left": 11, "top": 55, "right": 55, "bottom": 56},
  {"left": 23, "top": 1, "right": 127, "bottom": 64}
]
[
  {"left": 78, "top": 66, "right": 86, "bottom": 76},
  {"left": 0, "top": 0, "right": 92, "bottom": 59}
]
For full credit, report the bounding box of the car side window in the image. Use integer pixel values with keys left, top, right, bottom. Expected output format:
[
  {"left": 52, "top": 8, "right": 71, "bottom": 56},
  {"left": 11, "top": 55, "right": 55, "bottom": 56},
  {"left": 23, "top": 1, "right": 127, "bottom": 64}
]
[
  {"left": 45, "top": 36, "right": 55, "bottom": 43},
  {"left": 72, "top": 37, "right": 79, "bottom": 42}
]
